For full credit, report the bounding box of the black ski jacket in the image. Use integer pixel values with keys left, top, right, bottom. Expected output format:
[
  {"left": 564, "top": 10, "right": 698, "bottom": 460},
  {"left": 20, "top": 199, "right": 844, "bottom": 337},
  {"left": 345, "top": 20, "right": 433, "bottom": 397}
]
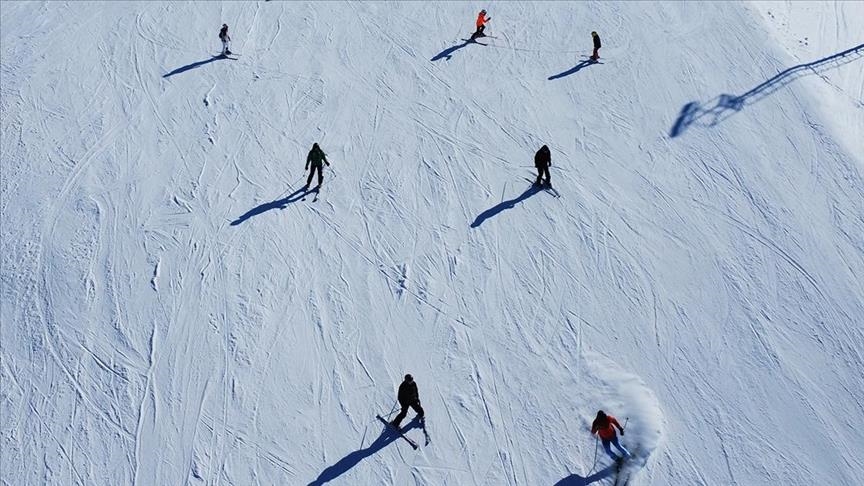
[
  {"left": 593, "top": 34, "right": 602, "bottom": 49},
  {"left": 397, "top": 381, "right": 419, "bottom": 405},
  {"left": 534, "top": 146, "right": 551, "bottom": 168},
  {"left": 307, "top": 147, "right": 329, "bottom": 167}
]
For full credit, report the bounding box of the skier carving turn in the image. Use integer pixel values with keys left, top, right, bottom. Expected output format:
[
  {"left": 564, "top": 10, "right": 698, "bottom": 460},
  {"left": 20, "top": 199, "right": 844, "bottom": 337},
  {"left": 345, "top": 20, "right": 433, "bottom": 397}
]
[{"left": 591, "top": 410, "right": 631, "bottom": 461}]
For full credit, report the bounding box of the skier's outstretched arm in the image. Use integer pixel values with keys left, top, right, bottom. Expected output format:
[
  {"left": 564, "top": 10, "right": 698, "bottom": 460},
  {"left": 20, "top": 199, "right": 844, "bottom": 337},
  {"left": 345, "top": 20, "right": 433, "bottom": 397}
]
[{"left": 610, "top": 417, "right": 624, "bottom": 434}]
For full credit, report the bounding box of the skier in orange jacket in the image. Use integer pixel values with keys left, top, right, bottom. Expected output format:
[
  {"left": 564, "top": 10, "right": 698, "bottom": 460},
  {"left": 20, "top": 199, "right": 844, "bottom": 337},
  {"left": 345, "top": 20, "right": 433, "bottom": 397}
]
[
  {"left": 591, "top": 410, "right": 631, "bottom": 460},
  {"left": 471, "top": 9, "right": 490, "bottom": 40}
]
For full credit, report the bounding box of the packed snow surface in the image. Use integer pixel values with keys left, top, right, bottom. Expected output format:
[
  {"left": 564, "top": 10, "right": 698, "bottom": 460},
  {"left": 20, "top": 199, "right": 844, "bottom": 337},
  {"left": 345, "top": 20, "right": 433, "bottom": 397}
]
[{"left": 2, "top": 1, "right": 863, "bottom": 485}]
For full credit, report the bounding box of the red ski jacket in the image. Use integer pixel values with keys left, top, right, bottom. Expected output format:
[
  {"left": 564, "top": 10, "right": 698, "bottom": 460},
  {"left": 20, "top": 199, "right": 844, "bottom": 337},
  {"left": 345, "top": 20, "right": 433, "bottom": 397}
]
[
  {"left": 592, "top": 415, "right": 622, "bottom": 440},
  {"left": 476, "top": 13, "right": 488, "bottom": 29}
]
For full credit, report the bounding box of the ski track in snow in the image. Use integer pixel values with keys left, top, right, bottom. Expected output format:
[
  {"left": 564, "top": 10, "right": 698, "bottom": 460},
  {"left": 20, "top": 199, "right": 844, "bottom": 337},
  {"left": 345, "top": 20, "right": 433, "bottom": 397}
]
[{"left": 2, "top": 1, "right": 863, "bottom": 485}]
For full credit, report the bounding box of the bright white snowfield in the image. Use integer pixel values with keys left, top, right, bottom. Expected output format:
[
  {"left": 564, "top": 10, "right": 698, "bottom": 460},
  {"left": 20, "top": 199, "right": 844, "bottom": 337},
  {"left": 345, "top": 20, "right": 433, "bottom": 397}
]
[{"left": 2, "top": 1, "right": 863, "bottom": 484}]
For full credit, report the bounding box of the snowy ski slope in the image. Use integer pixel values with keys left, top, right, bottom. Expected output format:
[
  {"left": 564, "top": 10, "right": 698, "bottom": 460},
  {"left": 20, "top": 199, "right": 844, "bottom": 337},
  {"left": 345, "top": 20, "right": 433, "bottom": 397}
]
[{"left": 2, "top": 1, "right": 863, "bottom": 485}]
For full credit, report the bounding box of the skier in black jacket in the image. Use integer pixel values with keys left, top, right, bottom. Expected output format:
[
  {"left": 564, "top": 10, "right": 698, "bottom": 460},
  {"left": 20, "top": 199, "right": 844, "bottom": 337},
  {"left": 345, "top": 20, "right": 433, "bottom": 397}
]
[
  {"left": 391, "top": 374, "right": 424, "bottom": 428},
  {"left": 304, "top": 143, "right": 330, "bottom": 189},
  {"left": 534, "top": 144, "right": 552, "bottom": 186},
  {"left": 590, "top": 31, "right": 601, "bottom": 61}
]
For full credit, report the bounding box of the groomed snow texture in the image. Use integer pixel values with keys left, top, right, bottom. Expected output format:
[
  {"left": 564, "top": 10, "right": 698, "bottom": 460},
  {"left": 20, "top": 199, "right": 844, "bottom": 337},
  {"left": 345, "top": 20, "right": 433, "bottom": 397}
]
[{"left": 2, "top": 2, "right": 863, "bottom": 485}]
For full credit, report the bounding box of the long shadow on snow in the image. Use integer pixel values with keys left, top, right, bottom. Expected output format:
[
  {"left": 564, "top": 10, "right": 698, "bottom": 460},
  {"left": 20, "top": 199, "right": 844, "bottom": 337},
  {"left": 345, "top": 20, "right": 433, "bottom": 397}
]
[
  {"left": 307, "top": 420, "right": 420, "bottom": 485},
  {"left": 230, "top": 188, "right": 308, "bottom": 226},
  {"left": 471, "top": 184, "right": 542, "bottom": 228},
  {"left": 548, "top": 60, "right": 599, "bottom": 80},
  {"left": 431, "top": 40, "right": 474, "bottom": 61},
  {"left": 552, "top": 464, "right": 616, "bottom": 485},
  {"left": 163, "top": 55, "right": 227, "bottom": 78},
  {"left": 669, "top": 43, "right": 864, "bottom": 137}
]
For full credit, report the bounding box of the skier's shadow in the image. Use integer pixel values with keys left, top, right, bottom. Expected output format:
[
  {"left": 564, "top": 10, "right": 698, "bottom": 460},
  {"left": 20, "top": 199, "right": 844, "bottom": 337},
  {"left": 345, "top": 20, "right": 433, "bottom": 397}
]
[
  {"left": 307, "top": 420, "right": 420, "bottom": 486},
  {"left": 163, "top": 55, "right": 226, "bottom": 78},
  {"left": 230, "top": 188, "right": 308, "bottom": 226},
  {"left": 548, "top": 60, "right": 599, "bottom": 80},
  {"left": 431, "top": 40, "right": 473, "bottom": 61},
  {"left": 471, "top": 184, "right": 543, "bottom": 228},
  {"left": 553, "top": 464, "right": 616, "bottom": 485}
]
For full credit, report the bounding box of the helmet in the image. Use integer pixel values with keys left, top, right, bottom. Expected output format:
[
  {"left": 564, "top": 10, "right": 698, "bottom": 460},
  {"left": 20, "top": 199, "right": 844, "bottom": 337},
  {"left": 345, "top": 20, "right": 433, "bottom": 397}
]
[
  {"left": 591, "top": 31, "right": 598, "bottom": 36},
  {"left": 404, "top": 374, "right": 413, "bottom": 382},
  {"left": 480, "top": 9, "right": 486, "bottom": 14},
  {"left": 223, "top": 24, "right": 228, "bottom": 28}
]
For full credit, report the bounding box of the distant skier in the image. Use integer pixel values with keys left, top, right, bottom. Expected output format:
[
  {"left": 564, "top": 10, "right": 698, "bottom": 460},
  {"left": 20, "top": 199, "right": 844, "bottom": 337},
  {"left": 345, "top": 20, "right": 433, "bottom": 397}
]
[
  {"left": 471, "top": 9, "right": 491, "bottom": 40},
  {"left": 590, "top": 31, "right": 601, "bottom": 61},
  {"left": 219, "top": 24, "right": 232, "bottom": 56},
  {"left": 304, "top": 143, "right": 330, "bottom": 189},
  {"left": 591, "top": 410, "right": 630, "bottom": 460},
  {"left": 534, "top": 144, "right": 552, "bottom": 186},
  {"left": 390, "top": 374, "right": 425, "bottom": 428}
]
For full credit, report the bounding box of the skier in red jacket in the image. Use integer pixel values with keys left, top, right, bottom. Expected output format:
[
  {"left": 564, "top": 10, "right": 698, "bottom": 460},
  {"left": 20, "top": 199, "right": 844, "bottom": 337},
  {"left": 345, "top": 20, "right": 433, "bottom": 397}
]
[
  {"left": 591, "top": 410, "right": 631, "bottom": 460},
  {"left": 471, "top": 10, "right": 491, "bottom": 40}
]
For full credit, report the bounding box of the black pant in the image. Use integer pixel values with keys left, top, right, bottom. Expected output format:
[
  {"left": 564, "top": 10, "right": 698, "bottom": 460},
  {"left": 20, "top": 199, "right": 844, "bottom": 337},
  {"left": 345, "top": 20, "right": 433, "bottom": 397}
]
[
  {"left": 471, "top": 25, "right": 485, "bottom": 39},
  {"left": 391, "top": 400, "right": 424, "bottom": 427},
  {"left": 306, "top": 164, "right": 324, "bottom": 187},
  {"left": 536, "top": 165, "right": 550, "bottom": 185}
]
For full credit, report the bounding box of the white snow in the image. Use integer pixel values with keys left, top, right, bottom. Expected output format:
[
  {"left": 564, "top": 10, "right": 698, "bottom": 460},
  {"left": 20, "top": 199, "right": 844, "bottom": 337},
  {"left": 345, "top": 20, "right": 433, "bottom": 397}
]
[{"left": 2, "top": 1, "right": 863, "bottom": 485}]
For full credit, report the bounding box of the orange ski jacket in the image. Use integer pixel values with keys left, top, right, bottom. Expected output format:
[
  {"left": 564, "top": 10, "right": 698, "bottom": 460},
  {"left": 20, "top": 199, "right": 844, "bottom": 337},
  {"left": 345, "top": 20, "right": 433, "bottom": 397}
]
[
  {"left": 476, "top": 13, "right": 489, "bottom": 29},
  {"left": 591, "top": 415, "right": 623, "bottom": 440}
]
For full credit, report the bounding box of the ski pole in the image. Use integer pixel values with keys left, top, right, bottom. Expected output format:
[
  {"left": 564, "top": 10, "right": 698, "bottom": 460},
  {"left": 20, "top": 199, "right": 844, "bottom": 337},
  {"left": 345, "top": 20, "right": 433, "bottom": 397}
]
[
  {"left": 590, "top": 434, "right": 599, "bottom": 473},
  {"left": 283, "top": 174, "right": 305, "bottom": 194},
  {"left": 384, "top": 399, "right": 398, "bottom": 418},
  {"left": 622, "top": 417, "right": 629, "bottom": 432}
]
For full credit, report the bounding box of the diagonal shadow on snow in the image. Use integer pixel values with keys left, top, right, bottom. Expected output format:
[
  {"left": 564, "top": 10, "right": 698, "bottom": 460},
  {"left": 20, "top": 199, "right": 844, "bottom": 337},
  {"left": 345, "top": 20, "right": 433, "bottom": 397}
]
[
  {"left": 431, "top": 40, "right": 473, "bottom": 61},
  {"left": 552, "top": 464, "right": 616, "bottom": 485},
  {"left": 163, "top": 55, "right": 226, "bottom": 78},
  {"left": 471, "top": 184, "right": 543, "bottom": 228},
  {"left": 307, "top": 421, "right": 420, "bottom": 485},
  {"left": 230, "top": 188, "right": 308, "bottom": 226},
  {"left": 548, "top": 60, "right": 599, "bottom": 80},
  {"left": 669, "top": 43, "right": 864, "bottom": 137}
]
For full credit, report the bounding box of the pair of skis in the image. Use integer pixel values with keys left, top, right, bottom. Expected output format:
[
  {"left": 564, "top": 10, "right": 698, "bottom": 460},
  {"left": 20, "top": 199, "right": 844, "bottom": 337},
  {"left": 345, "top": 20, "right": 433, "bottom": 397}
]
[
  {"left": 612, "top": 442, "right": 641, "bottom": 486},
  {"left": 375, "top": 415, "right": 430, "bottom": 450},
  {"left": 301, "top": 184, "right": 322, "bottom": 202},
  {"left": 580, "top": 55, "right": 604, "bottom": 64},
  {"left": 523, "top": 177, "right": 562, "bottom": 198},
  {"left": 612, "top": 455, "right": 636, "bottom": 486},
  {"left": 462, "top": 34, "right": 498, "bottom": 45}
]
